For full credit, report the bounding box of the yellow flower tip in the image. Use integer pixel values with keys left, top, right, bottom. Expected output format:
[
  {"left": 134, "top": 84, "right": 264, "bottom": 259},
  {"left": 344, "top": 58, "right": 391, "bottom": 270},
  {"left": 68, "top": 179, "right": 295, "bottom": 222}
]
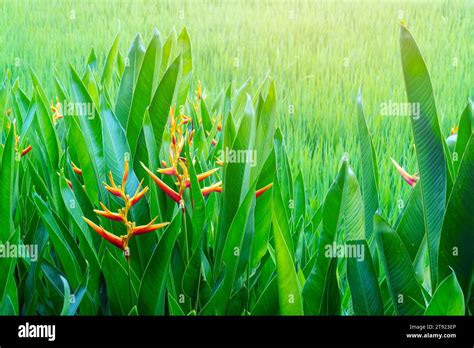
[
  {"left": 451, "top": 125, "right": 458, "bottom": 135},
  {"left": 161, "top": 160, "right": 168, "bottom": 168},
  {"left": 390, "top": 158, "right": 418, "bottom": 187}
]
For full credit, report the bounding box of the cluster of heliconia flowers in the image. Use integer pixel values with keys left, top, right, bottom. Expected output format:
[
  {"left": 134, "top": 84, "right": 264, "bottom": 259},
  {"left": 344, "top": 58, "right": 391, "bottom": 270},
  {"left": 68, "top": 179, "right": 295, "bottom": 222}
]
[
  {"left": 82, "top": 82, "right": 273, "bottom": 258},
  {"left": 141, "top": 103, "right": 223, "bottom": 211},
  {"left": 83, "top": 160, "right": 169, "bottom": 257}
]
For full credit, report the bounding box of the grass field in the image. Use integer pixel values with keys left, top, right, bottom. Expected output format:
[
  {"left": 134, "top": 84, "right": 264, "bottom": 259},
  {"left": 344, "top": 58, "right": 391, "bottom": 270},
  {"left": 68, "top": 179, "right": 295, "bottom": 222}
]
[
  {"left": 1, "top": 0, "right": 473, "bottom": 218},
  {"left": 0, "top": 0, "right": 473, "bottom": 316}
]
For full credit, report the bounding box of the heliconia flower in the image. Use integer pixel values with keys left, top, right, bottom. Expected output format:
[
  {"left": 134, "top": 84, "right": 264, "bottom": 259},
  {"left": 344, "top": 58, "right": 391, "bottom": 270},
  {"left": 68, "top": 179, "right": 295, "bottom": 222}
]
[
  {"left": 391, "top": 158, "right": 418, "bottom": 187},
  {"left": 215, "top": 158, "right": 223, "bottom": 166},
  {"left": 256, "top": 183, "right": 273, "bottom": 198},
  {"left": 21, "top": 145, "right": 32, "bottom": 157},
  {"left": 179, "top": 167, "right": 221, "bottom": 188},
  {"left": 129, "top": 180, "right": 149, "bottom": 206},
  {"left": 141, "top": 162, "right": 182, "bottom": 203},
  {"left": 105, "top": 183, "right": 124, "bottom": 198},
  {"left": 201, "top": 181, "right": 222, "bottom": 196},
  {"left": 212, "top": 139, "right": 217, "bottom": 146},
  {"left": 71, "top": 161, "right": 83, "bottom": 176},
  {"left": 158, "top": 166, "right": 178, "bottom": 175},
  {"left": 180, "top": 114, "right": 192, "bottom": 125},
  {"left": 84, "top": 160, "right": 169, "bottom": 258},
  {"left": 82, "top": 217, "right": 125, "bottom": 250},
  {"left": 217, "top": 122, "right": 222, "bottom": 132},
  {"left": 104, "top": 171, "right": 126, "bottom": 200},
  {"left": 161, "top": 160, "right": 168, "bottom": 168},
  {"left": 450, "top": 126, "right": 458, "bottom": 135},
  {"left": 94, "top": 202, "right": 125, "bottom": 223},
  {"left": 132, "top": 217, "right": 170, "bottom": 235}
]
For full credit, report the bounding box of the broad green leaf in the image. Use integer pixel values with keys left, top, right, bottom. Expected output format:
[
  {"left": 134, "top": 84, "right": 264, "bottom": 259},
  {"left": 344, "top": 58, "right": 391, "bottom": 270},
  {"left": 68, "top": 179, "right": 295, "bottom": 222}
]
[
  {"left": 375, "top": 213, "right": 425, "bottom": 315},
  {"left": 425, "top": 272, "right": 465, "bottom": 315},
  {"left": 400, "top": 25, "right": 446, "bottom": 288},
  {"left": 149, "top": 54, "right": 181, "bottom": 151},
  {"left": 126, "top": 29, "right": 162, "bottom": 157},
  {"left": 137, "top": 212, "right": 181, "bottom": 315},
  {"left": 115, "top": 34, "right": 146, "bottom": 128},
  {"left": 439, "top": 136, "right": 474, "bottom": 298},
  {"left": 347, "top": 240, "right": 383, "bottom": 315},
  {"left": 101, "top": 33, "right": 120, "bottom": 89},
  {"left": 453, "top": 100, "right": 473, "bottom": 174},
  {"left": 176, "top": 28, "right": 192, "bottom": 109},
  {"left": 394, "top": 182, "right": 425, "bottom": 261},
  {"left": 303, "top": 157, "right": 347, "bottom": 315},
  {"left": 272, "top": 180, "right": 304, "bottom": 315},
  {"left": 357, "top": 90, "right": 379, "bottom": 240}
]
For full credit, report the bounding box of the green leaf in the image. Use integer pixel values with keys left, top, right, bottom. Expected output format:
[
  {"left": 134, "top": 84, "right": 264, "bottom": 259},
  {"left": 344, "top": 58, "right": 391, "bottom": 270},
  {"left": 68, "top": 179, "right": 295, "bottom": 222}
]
[
  {"left": 137, "top": 212, "right": 182, "bottom": 315},
  {"left": 439, "top": 136, "right": 474, "bottom": 299},
  {"left": 375, "top": 213, "right": 425, "bottom": 315},
  {"left": 394, "top": 182, "right": 425, "bottom": 261},
  {"left": 216, "top": 95, "right": 256, "bottom": 267},
  {"left": 59, "top": 276, "right": 71, "bottom": 316},
  {"left": 357, "top": 90, "right": 379, "bottom": 239},
  {"left": 149, "top": 54, "right": 181, "bottom": 151},
  {"left": 344, "top": 166, "right": 365, "bottom": 240},
  {"left": 453, "top": 100, "right": 473, "bottom": 174},
  {"left": 0, "top": 127, "right": 16, "bottom": 241},
  {"left": 126, "top": 29, "right": 162, "bottom": 157},
  {"left": 400, "top": 25, "right": 447, "bottom": 288},
  {"left": 115, "top": 34, "right": 146, "bottom": 128},
  {"left": 101, "top": 33, "right": 120, "bottom": 89},
  {"left": 176, "top": 28, "right": 192, "bottom": 109},
  {"left": 425, "top": 271, "right": 465, "bottom": 315},
  {"left": 102, "top": 249, "right": 136, "bottom": 315},
  {"left": 303, "top": 157, "right": 347, "bottom": 315},
  {"left": 347, "top": 240, "right": 383, "bottom": 315},
  {"left": 272, "top": 180, "right": 304, "bottom": 315},
  {"left": 214, "top": 183, "right": 257, "bottom": 314}
]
